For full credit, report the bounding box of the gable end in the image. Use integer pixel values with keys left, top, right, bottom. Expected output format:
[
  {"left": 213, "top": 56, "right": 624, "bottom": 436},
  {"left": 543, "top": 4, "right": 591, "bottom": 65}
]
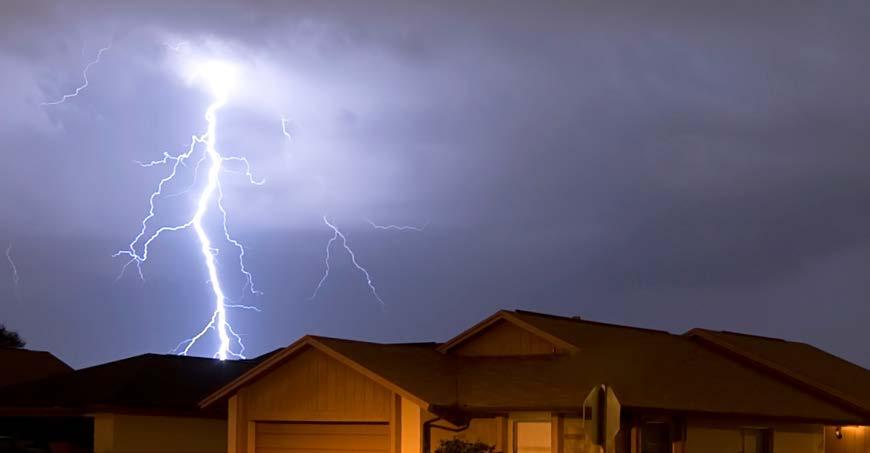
[{"left": 438, "top": 311, "right": 577, "bottom": 357}]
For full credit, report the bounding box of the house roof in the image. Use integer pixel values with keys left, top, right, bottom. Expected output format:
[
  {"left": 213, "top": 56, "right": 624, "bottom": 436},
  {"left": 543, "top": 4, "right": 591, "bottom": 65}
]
[
  {"left": 0, "top": 348, "right": 72, "bottom": 388},
  {"left": 0, "top": 351, "right": 275, "bottom": 417},
  {"left": 202, "top": 310, "right": 869, "bottom": 425},
  {"left": 436, "top": 310, "right": 579, "bottom": 354},
  {"left": 687, "top": 328, "right": 870, "bottom": 416}
]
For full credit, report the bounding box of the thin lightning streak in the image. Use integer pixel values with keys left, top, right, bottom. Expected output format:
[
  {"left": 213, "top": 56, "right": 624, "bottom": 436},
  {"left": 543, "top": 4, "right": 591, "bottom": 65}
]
[
  {"left": 5, "top": 243, "right": 20, "bottom": 297},
  {"left": 365, "top": 219, "right": 426, "bottom": 232},
  {"left": 225, "top": 304, "right": 262, "bottom": 312},
  {"left": 311, "top": 217, "right": 385, "bottom": 307},
  {"left": 165, "top": 41, "right": 189, "bottom": 53},
  {"left": 310, "top": 226, "right": 338, "bottom": 301},
  {"left": 40, "top": 46, "right": 110, "bottom": 106},
  {"left": 216, "top": 180, "right": 261, "bottom": 296},
  {"left": 281, "top": 117, "right": 292, "bottom": 142},
  {"left": 115, "top": 63, "right": 262, "bottom": 360}
]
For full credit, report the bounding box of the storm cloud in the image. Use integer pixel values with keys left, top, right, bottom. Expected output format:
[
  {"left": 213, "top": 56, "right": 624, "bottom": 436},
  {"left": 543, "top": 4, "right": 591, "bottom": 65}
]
[{"left": 1, "top": 1, "right": 868, "bottom": 368}]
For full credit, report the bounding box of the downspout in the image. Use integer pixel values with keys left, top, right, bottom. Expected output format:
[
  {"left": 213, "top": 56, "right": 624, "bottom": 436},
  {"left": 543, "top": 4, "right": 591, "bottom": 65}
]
[{"left": 423, "top": 417, "right": 471, "bottom": 453}]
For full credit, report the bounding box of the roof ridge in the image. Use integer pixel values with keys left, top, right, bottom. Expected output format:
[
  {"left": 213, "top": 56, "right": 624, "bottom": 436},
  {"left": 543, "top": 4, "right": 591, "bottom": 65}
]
[
  {"left": 699, "top": 329, "right": 870, "bottom": 373},
  {"left": 511, "top": 309, "right": 672, "bottom": 335},
  {"left": 311, "top": 335, "right": 440, "bottom": 347},
  {"left": 799, "top": 343, "right": 870, "bottom": 373},
  {"left": 688, "top": 329, "right": 870, "bottom": 416},
  {"left": 141, "top": 353, "right": 241, "bottom": 362},
  {"left": 73, "top": 353, "right": 152, "bottom": 371},
  {"left": 715, "top": 329, "right": 788, "bottom": 342}
]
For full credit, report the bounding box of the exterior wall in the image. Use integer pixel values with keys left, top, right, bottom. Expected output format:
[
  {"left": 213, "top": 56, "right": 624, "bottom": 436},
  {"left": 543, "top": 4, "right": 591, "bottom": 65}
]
[
  {"left": 92, "top": 413, "right": 225, "bottom": 453},
  {"left": 686, "top": 419, "right": 823, "bottom": 453},
  {"left": 424, "top": 412, "right": 504, "bottom": 452},
  {"left": 422, "top": 412, "right": 609, "bottom": 453},
  {"left": 685, "top": 422, "right": 745, "bottom": 453},
  {"left": 402, "top": 397, "right": 422, "bottom": 453},
  {"left": 452, "top": 321, "right": 559, "bottom": 356},
  {"left": 227, "top": 345, "right": 399, "bottom": 453},
  {"left": 825, "top": 426, "right": 870, "bottom": 453},
  {"left": 240, "top": 346, "right": 392, "bottom": 421},
  {"left": 773, "top": 424, "right": 824, "bottom": 453}
]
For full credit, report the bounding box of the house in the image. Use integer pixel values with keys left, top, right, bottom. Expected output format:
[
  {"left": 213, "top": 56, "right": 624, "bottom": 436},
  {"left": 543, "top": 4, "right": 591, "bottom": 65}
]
[
  {"left": 0, "top": 352, "right": 274, "bottom": 453},
  {"left": 0, "top": 348, "right": 77, "bottom": 452},
  {"left": 201, "top": 310, "right": 870, "bottom": 453},
  {"left": 0, "top": 347, "right": 72, "bottom": 388}
]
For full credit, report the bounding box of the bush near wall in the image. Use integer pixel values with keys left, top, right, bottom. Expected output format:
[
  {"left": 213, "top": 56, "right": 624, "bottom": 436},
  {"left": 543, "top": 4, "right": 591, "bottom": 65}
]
[{"left": 435, "top": 439, "right": 495, "bottom": 453}]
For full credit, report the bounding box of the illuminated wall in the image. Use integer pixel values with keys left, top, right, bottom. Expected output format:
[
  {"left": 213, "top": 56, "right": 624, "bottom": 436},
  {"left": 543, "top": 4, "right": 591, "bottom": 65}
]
[
  {"left": 92, "top": 413, "right": 225, "bottom": 453},
  {"left": 825, "top": 426, "right": 870, "bottom": 453},
  {"left": 226, "top": 345, "right": 396, "bottom": 453},
  {"left": 426, "top": 415, "right": 502, "bottom": 450},
  {"left": 402, "top": 397, "right": 422, "bottom": 453},
  {"left": 686, "top": 420, "right": 824, "bottom": 453}
]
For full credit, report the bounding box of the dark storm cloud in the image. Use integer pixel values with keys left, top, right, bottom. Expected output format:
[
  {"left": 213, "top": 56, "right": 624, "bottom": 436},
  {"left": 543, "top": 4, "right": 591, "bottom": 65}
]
[{"left": 1, "top": 1, "right": 868, "bottom": 368}]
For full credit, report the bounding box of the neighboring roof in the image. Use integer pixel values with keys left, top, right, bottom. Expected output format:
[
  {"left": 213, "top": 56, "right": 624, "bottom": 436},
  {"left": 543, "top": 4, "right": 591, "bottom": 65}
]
[
  {"left": 203, "top": 310, "right": 869, "bottom": 425},
  {"left": 0, "top": 351, "right": 275, "bottom": 417},
  {"left": 0, "top": 348, "right": 72, "bottom": 388},
  {"left": 437, "top": 310, "right": 579, "bottom": 354},
  {"left": 687, "top": 328, "right": 870, "bottom": 416}
]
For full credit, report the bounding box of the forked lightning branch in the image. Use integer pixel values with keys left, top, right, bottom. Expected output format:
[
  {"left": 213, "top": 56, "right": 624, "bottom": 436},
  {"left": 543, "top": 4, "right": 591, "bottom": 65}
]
[
  {"left": 40, "top": 46, "right": 423, "bottom": 361},
  {"left": 113, "top": 60, "right": 263, "bottom": 360}
]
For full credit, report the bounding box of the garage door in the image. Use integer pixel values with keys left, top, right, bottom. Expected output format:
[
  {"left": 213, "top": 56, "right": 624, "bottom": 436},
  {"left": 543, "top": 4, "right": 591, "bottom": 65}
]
[{"left": 255, "top": 422, "right": 390, "bottom": 453}]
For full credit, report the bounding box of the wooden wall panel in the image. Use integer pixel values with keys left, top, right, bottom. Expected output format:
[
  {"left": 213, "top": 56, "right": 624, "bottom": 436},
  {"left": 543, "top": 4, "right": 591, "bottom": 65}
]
[
  {"left": 241, "top": 346, "right": 392, "bottom": 422},
  {"left": 254, "top": 422, "right": 389, "bottom": 452},
  {"left": 771, "top": 424, "right": 823, "bottom": 453},
  {"left": 452, "top": 320, "right": 559, "bottom": 357},
  {"left": 108, "top": 414, "right": 226, "bottom": 453}
]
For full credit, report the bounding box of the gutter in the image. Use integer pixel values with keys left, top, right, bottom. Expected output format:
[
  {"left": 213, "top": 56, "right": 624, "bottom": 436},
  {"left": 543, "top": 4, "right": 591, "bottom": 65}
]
[{"left": 423, "top": 417, "right": 471, "bottom": 453}]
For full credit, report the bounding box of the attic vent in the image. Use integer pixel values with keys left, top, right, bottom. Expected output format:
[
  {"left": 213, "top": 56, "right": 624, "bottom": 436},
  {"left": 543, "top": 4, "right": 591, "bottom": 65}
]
[{"left": 571, "top": 315, "right": 583, "bottom": 320}]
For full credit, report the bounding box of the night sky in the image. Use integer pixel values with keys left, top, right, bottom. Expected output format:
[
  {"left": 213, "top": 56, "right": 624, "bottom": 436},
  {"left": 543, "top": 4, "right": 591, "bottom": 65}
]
[{"left": 1, "top": 1, "right": 868, "bottom": 369}]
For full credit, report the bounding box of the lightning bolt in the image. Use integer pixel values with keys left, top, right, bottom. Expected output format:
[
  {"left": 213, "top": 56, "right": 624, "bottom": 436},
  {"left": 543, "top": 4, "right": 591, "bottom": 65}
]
[
  {"left": 311, "top": 217, "right": 385, "bottom": 307},
  {"left": 281, "top": 117, "right": 292, "bottom": 142},
  {"left": 40, "top": 45, "right": 110, "bottom": 106},
  {"left": 5, "top": 243, "right": 20, "bottom": 301},
  {"left": 114, "top": 62, "right": 263, "bottom": 360},
  {"left": 365, "top": 219, "right": 426, "bottom": 232}
]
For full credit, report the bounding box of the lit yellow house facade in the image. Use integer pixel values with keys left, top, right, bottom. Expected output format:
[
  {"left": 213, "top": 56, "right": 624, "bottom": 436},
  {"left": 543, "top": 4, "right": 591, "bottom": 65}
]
[
  {"left": 203, "top": 310, "right": 870, "bottom": 453},
  {"left": 91, "top": 413, "right": 226, "bottom": 453}
]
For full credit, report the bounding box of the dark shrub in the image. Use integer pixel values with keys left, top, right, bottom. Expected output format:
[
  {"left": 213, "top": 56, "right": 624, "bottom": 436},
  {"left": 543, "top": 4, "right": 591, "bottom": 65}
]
[{"left": 434, "top": 439, "right": 495, "bottom": 453}]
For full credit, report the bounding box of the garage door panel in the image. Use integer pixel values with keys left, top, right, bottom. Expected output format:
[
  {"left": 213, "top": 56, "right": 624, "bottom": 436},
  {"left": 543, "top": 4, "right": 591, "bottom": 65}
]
[
  {"left": 255, "top": 422, "right": 389, "bottom": 453},
  {"left": 258, "top": 449, "right": 387, "bottom": 453},
  {"left": 257, "top": 433, "right": 389, "bottom": 449},
  {"left": 258, "top": 422, "right": 389, "bottom": 436}
]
